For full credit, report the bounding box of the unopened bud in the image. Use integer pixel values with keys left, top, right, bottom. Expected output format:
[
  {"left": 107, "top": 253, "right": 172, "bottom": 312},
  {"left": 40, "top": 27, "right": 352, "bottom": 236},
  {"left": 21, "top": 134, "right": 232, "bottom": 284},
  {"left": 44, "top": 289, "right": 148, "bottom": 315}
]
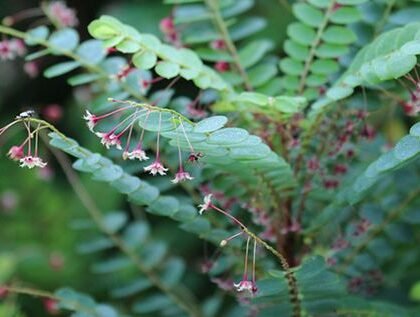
[{"left": 220, "top": 239, "right": 227, "bottom": 247}]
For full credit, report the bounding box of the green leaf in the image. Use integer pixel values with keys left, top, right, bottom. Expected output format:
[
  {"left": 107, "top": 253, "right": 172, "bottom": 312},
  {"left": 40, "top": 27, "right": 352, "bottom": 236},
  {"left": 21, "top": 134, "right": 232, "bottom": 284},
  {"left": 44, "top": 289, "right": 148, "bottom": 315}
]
[
  {"left": 293, "top": 3, "right": 324, "bottom": 27},
  {"left": 111, "top": 278, "right": 152, "bottom": 298},
  {"left": 284, "top": 40, "right": 310, "bottom": 61},
  {"left": 48, "top": 28, "right": 79, "bottom": 54},
  {"left": 330, "top": 6, "right": 362, "bottom": 24},
  {"left": 316, "top": 43, "right": 349, "bottom": 58},
  {"left": 279, "top": 58, "right": 305, "bottom": 76},
  {"left": 68, "top": 73, "right": 102, "bottom": 86},
  {"left": 322, "top": 26, "right": 357, "bottom": 44},
  {"left": 132, "top": 295, "right": 172, "bottom": 314},
  {"left": 103, "top": 211, "right": 128, "bottom": 233},
  {"left": 132, "top": 50, "right": 158, "bottom": 70},
  {"left": 149, "top": 196, "right": 180, "bottom": 217},
  {"left": 116, "top": 39, "right": 142, "bottom": 53},
  {"left": 410, "top": 281, "right": 420, "bottom": 302},
  {"left": 207, "top": 128, "right": 249, "bottom": 145},
  {"left": 238, "top": 40, "right": 274, "bottom": 69},
  {"left": 88, "top": 15, "right": 123, "bottom": 40},
  {"left": 287, "top": 22, "right": 317, "bottom": 46},
  {"left": 76, "top": 40, "right": 106, "bottom": 64},
  {"left": 44, "top": 61, "right": 81, "bottom": 78},
  {"left": 193, "top": 116, "right": 228, "bottom": 133},
  {"left": 25, "top": 26, "right": 49, "bottom": 45},
  {"left": 229, "top": 17, "right": 266, "bottom": 41},
  {"left": 310, "top": 59, "right": 340, "bottom": 75},
  {"left": 248, "top": 63, "right": 277, "bottom": 87},
  {"left": 155, "top": 61, "right": 181, "bottom": 79}
]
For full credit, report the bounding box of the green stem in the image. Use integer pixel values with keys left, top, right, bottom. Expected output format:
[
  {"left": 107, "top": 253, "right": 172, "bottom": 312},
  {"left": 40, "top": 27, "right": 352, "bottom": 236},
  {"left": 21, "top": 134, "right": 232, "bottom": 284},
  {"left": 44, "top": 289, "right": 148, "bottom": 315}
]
[
  {"left": 211, "top": 204, "right": 301, "bottom": 317},
  {"left": 0, "top": 285, "right": 102, "bottom": 316},
  {"left": 38, "top": 131, "right": 204, "bottom": 317},
  {"left": 204, "top": 0, "right": 253, "bottom": 91},
  {"left": 108, "top": 98, "right": 196, "bottom": 126},
  {"left": 297, "top": 0, "right": 336, "bottom": 94},
  {"left": 0, "top": 24, "right": 147, "bottom": 102}
]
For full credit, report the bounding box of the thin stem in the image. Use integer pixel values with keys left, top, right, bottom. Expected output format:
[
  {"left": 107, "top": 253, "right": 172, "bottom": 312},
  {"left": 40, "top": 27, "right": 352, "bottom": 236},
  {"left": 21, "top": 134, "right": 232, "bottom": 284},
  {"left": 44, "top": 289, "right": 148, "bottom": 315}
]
[
  {"left": 179, "top": 120, "right": 195, "bottom": 153},
  {"left": 0, "top": 24, "right": 147, "bottom": 102},
  {"left": 155, "top": 112, "right": 162, "bottom": 159},
  {"left": 109, "top": 98, "right": 195, "bottom": 126},
  {"left": 243, "top": 236, "right": 251, "bottom": 279},
  {"left": 0, "top": 285, "right": 57, "bottom": 300},
  {"left": 208, "top": 203, "right": 301, "bottom": 317},
  {"left": 252, "top": 238, "right": 257, "bottom": 283},
  {"left": 40, "top": 133, "right": 204, "bottom": 317},
  {"left": 298, "top": 0, "right": 335, "bottom": 94},
  {"left": 204, "top": 0, "right": 253, "bottom": 91}
]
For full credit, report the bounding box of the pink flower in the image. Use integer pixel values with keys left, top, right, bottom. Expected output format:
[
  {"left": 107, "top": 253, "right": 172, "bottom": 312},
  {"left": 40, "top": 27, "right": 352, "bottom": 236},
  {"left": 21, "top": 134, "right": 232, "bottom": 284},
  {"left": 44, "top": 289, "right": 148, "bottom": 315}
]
[
  {"left": 95, "top": 132, "right": 122, "bottom": 150},
  {"left": 48, "top": 1, "right": 78, "bottom": 27},
  {"left": 9, "top": 39, "right": 26, "bottom": 56},
  {"left": 214, "top": 61, "right": 230, "bottom": 72},
  {"left": 210, "top": 39, "right": 226, "bottom": 50},
  {"left": 24, "top": 61, "right": 39, "bottom": 78},
  {"left": 144, "top": 160, "right": 168, "bottom": 176},
  {"left": 122, "top": 148, "right": 149, "bottom": 161},
  {"left": 7, "top": 145, "right": 24, "bottom": 161},
  {"left": 43, "top": 104, "right": 63, "bottom": 122},
  {"left": 0, "top": 40, "right": 14, "bottom": 60},
  {"left": 198, "top": 194, "right": 213, "bottom": 215},
  {"left": 172, "top": 170, "right": 193, "bottom": 183},
  {"left": 19, "top": 156, "right": 47, "bottom": 169},
  {"left": 233, "top": 279, "right": 257, "bottom": 295},
  {"left": 159, "top": 17, "right": 175, "bottom": 34},
  {"left": 83, "top": 110, "right": 99, "bottom": 132},
  {"left": 43, "top": 298, "right": 59, "bottom": 315}
]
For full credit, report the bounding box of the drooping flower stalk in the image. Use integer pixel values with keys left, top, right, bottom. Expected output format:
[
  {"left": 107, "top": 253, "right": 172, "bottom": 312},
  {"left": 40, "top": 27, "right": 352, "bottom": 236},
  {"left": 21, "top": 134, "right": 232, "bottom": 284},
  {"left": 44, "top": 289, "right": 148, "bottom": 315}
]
[
  {"left": 144, "top": 112, "right": 168, "bottom": 176},
  {"left": 172, "top": 118, "right": 193, "bottom": 183}
]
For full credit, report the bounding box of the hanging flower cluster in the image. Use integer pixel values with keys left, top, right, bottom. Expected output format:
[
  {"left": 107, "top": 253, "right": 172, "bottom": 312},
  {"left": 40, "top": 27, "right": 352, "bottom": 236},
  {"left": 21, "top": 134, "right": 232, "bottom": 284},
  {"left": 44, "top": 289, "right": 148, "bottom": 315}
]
[
  {"left": 1, "top": 111, "right": 48, "bottom": 169},
  {"left": 199, "top": 194, "right": 259, "bottom": 296},
  {"left": 83, "top": 100, "right": 200, "bottom": 183}
]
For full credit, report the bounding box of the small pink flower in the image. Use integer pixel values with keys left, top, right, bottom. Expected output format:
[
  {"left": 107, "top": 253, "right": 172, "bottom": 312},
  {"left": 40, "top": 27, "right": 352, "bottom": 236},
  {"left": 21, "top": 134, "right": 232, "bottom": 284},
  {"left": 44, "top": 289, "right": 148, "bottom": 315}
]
[
  {"left": 0, "top": 40, "right": 14, "bottom": 60},
  {"left": 43, "top": 298, "right": 59, "bottom": 315},
  {"left": 95, "top": 132, "right": 122, "bottom": 150},
  {"left": 9, "top": 39, "right": 26, "bottom": 56},
  {"left": 23, "top": 61, "right": 39, "bottom": 78},
  {"left": 214, "top": 61, "right": 230, "bottom": 72},
  {"left": 48, "top": 1, "right": 78, "bottom": 27},
  {"left": 49, "top": 252, "right": 65, "bottom": 271},
  {"left": 122, "top": 148, "right": 149, "bottom": 161},
  {"left": 211, "top": 39, "right": 226, "bottom": 50},
  {"left": 172, "top": 170, "right": 193, "bottom": 183},
  {"left": 144, "top": 160, "right": 168, "bottom": 176},
  {"left": 307, "top": 156, "right": 320, "bottom": 172},
  {"left": 43, "top": 104, "right": 63, "bottom": 122},
  {"left": 233, "top": 280, "right": 257, "bottom": 295},
  {"left": 7, "top": 145, "right": 24, "bottom": 161},
  {"left": 0, "top": 287, "right": 8, "bottom": 298},
  {"left": 159, "top": 17, "right": 175, "bottom": 34},
  {"left": 83, "top": 110, "right": 99, "bottom": 131},
  {"left": 198, "top": 194, "right": 213, "bottom": 215},
  {"left": 19, "top": 156, "right": 47, "bottom": 169}
]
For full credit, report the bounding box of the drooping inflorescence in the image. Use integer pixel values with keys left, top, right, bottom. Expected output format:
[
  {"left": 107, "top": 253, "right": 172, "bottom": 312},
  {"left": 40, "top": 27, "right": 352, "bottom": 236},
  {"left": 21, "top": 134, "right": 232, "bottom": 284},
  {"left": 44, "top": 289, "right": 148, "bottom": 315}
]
[
  {"left": 1, "top": 112, "right": 48, "bottom": 169},
  {"left": 82, "top": 99, "right": 201, "bottom": 182}
]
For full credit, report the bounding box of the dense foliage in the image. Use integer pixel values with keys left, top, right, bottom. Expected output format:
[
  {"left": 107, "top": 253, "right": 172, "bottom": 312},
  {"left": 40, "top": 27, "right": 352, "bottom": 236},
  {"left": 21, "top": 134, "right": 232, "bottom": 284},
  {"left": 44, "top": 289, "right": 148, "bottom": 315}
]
[{"left": 0, "top": 1, "right": 419, "bottom": 316}]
